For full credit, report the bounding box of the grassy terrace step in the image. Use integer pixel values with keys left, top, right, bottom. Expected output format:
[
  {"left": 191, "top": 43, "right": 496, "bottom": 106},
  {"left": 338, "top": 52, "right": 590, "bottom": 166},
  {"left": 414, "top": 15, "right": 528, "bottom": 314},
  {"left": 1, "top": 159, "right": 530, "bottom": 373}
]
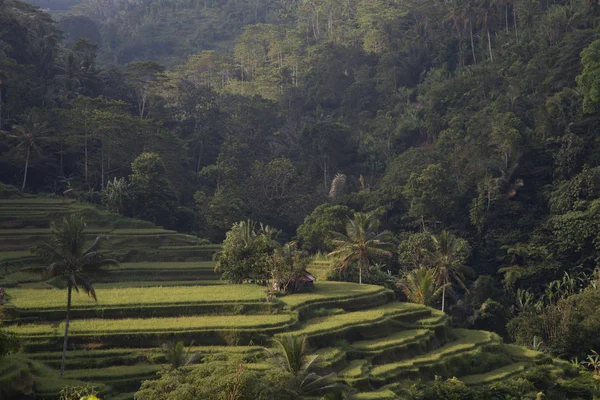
[
  {"left": 29, "top": 345, "right": 264, "bottom": 369},
  {"left": 63, "top": 364, "right": 161, "bottom": 381},
  {"left": 370, "top": 329, "right": 501, "bottom": 382},
  {"left": 0, "top": 228, "right": 177, "bottom": 236},
  {"left": 0, "top": 354, "right": 108, "bottom": 398},
  {"left": 460, "top": 362, "right": 528, "bottom": 385},
  {"left": 93, "top": 280, "right": 226, "bottom": 288},
  {"left": 314, "top": 347, "right": 347, "bottom": 371},
  {"left": 10, "top": 313, "right": 298, "bottom": 351},
  {"left": 351, "top": 329, "right": 431, "bottom": 353},
  {"left": 7, "top": 284, "right": 267, "bottom": 310},
  {"left": 348, "top": 329, "right": 438, "bottom": 365},
  {"left": 287, "top": 302, "right": 432, "bottom": 346},
  {"left": 340, "top": 359, "right": 370, "bottom": 387},
  {"left": 279, "top": 282, "right": 392, "bottom": 316},
  {"left": 353, "top": 389, "right": 397, "bottom": 400},
  {"left": 5, "top": 284, "right": 279, "bottom": 320}
]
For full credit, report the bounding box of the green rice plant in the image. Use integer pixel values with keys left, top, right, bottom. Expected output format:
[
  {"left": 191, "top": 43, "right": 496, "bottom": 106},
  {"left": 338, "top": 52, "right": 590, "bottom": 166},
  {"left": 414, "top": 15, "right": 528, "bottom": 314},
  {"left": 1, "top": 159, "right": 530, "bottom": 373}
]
[
  {"left": 460, "top": 362, "right": 528, "bottom": 385},
  {"left": 62, "top": 364, "right": 161, "bottom": 381},
  {"left": 353, "top": 389, "right": 397, "bottom": 399},
  {"left": 370, "top": 330, "right": 499, "bottom": 378},
  {"left": 352, "top": 330, "right": 431, "bottom": 352},
  {"left": 8, "top": 313, "right": 296, "bottom": 337},
  {"left": 281, "top": 281, "right": 387, "bottom": 309},
  {"left": 92, "top": 280, "right": 226, "bottom": 288},
  {"left": 340, "top": 359, "right": 369, "bottom": 378},
  {"left": 289, "top": 302, "right": 428, "bottom": 339},
  {"left": 112, "top": 261, "right": 216, "bottom": 270},
  {"left": 7, "top": 284, "right": 267, "bottom": 309}
]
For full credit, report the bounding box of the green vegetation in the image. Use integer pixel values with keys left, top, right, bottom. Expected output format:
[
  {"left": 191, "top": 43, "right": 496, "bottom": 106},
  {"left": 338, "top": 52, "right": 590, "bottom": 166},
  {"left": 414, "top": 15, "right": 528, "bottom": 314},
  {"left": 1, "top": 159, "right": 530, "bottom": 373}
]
[
  {"left": 7, "top": 285, "right": 267, "bottom": 309},
  {"left": 3, "top": 0, "right": 600, "bottom": 396},
  {"left": 8, "top": 313, "right": 295, "bottom": 337}
]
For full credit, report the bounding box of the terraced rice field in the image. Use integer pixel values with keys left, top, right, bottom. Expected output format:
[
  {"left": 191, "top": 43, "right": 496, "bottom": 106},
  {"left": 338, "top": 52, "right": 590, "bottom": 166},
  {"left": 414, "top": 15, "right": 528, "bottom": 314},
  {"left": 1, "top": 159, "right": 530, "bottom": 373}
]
[{"left": 0, "top": 198, "right": 557, "bottom": 399}]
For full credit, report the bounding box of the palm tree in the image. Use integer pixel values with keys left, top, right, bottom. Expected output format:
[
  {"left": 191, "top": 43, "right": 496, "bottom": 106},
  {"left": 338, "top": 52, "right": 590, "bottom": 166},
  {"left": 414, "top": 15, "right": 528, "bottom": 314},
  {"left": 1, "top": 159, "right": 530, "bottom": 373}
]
[
  {"left": 161, "top": 340, "right": 200, "bottom": 370},
  {"left": 397, "top": 267, "right": 449, "bottom": 307},
  {"left": 328, "top": 213, "right": 394, "bottom": 285},
  {"left": 27, "top": 216, "right": 118, "bottom": 378},
  {"left": 3, "top": 112, "right": 50, "bottom": 191},
  {"left": 267, "top": 335, "right": 346, "bottom": 397},
  {"left": 424, "top": 231, "right": 471, "bottom": 312}
]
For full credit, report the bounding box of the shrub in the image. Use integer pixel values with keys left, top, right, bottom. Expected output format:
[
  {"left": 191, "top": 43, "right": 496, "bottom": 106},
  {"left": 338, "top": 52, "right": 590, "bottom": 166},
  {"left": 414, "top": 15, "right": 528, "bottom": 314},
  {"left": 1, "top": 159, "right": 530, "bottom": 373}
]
[
  {"left": 215, "top": 220, "right": 279, "bottom": 283},
  {"left": 59, "top": 385, "right": 98, "bottom": 400},
  {"left": 431, "top": 377, "right": 475, "bottom": 400}
]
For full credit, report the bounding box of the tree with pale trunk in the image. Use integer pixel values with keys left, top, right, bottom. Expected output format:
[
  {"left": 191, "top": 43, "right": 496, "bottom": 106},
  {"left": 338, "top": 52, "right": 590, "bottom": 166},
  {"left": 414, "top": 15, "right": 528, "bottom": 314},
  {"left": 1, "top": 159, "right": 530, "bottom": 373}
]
[
  {"left": 27, "top": 216, "right": 118, "bottom": 378},
  {"left": 328, "top": 212, "right": 394, "bottom": 285}
]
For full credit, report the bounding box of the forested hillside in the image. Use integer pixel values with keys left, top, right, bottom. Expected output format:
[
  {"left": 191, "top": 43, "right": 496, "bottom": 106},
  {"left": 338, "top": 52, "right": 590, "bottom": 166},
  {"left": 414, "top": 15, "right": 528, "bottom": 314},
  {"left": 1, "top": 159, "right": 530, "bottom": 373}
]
[{"left": 2, "top": 0, "right": 600, "bottom": 373}]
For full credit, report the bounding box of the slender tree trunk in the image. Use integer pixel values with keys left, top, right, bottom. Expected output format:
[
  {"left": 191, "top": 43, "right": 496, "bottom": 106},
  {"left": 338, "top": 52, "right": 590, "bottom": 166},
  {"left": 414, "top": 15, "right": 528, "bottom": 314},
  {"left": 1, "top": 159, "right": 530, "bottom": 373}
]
[
  {"left": 359, "top": 264, "right": 362, "bottom": 285},
  {"left": 487, "top": 29, "right": 494, "bottom": 62},
  {"left": 441, "top": 283, "right": 446, "bottom": 312},
  {"left": 513, "top": 1, "right": 518, "bottom": 41},
  {"left": 22, "top": 146, "right": 30, "bottom": 191},
  {"left": 101, "top": 138, "right": 105, "bottom": 189},
  {"left": 470, "top": 20, "right": 477, "bottom": 64},
  {"left": 60, "top": 283, "right": 72, "bottom": 378},
  {"left": 84, "top": 135, "right": 89, "bottom": 189},
  {"left": 505, "top": 4, "right": 509, "bottom": 33},
  {"left": 60, "top": 143, "right": 64, "bottom": 176}
]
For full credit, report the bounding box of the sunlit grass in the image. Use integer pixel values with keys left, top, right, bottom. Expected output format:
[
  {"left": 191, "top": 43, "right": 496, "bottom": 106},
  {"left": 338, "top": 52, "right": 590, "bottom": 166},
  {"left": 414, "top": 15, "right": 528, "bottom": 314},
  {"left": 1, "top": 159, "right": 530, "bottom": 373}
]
[
  {"left": 460, "top": 362, "right": 527, "bottom": 385},
  {"left": 370, "top": 329, "right": 498, "bottom": 377},
  {"left": 7, "top": 284, "right": 266, "bottom": 309},
  {"left": 111, "top": 261, "right": 215, "bottom": 270},
  {"left": 289, "top": 302, "right": 427, "bottom": 337},
  {"left": 8, "top": 313, "right": 296, "bottom": 337},
  {"left": 280, "top": 281, "right": 386, "bottom": 308},
  {"left": 352, "top": 329, "right": 430, "bottom": 351}
]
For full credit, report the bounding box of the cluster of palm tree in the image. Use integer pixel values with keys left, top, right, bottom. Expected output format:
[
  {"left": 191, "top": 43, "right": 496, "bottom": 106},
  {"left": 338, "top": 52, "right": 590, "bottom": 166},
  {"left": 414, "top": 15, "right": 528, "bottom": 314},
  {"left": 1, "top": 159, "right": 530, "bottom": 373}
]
[
  {"left": 328, "top": 212, "right": 470, "bottom": 313},
  {"left": 397, "top": 231, "right": 471, "bottom": 312}
]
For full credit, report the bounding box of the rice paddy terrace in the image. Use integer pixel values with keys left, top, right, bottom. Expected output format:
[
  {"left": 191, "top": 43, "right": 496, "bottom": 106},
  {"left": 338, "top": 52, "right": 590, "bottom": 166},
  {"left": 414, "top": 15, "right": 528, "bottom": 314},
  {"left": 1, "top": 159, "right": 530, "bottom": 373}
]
[{"left": 0, "top": 198, "right": 568, "bottom": 399}]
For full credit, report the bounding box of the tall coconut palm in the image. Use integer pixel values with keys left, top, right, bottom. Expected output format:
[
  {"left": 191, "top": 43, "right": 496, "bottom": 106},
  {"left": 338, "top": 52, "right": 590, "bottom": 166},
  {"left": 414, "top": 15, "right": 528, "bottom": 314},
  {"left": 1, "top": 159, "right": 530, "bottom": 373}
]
[
  {"left": 3, "top": 112, "right": 50, "bottom": 191},
  {"left": 26, "top": 216, "right": 118, "bottom": 378},
  {"left": 397, "top": 267, "right": 449, "bottom": 307},
  {"left": 328, "top": 213, "right": 394, "bottom": 284},
  {"left": 424, "top": 231, "right": 471, "bottom": 312},
  {"left": 267, "top": 335, "right": 346, "bottom": 397}
]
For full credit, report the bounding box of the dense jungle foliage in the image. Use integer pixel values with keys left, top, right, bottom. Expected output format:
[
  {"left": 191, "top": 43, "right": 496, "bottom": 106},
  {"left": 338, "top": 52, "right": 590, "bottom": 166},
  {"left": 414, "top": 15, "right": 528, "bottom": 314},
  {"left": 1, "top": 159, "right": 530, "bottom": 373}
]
[{"left": 2, "top": 0, "right": 600, "bottom": 374}]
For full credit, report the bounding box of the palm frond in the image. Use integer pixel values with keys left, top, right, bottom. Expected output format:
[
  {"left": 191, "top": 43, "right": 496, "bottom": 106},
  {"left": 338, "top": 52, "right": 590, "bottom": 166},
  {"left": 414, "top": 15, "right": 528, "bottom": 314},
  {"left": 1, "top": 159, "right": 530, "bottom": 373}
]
[{"left": 74, "top": 274, "right": 97, "bottom": 301}]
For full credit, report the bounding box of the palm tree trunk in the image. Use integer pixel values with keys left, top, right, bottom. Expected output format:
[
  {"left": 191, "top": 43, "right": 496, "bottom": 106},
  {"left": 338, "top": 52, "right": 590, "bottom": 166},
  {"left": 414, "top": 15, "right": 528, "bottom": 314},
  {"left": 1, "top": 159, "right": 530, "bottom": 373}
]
[
  {"left": 84, "top": 135, "right": 89, "bottom": 189},
  {"left": 22, "top": 146, "right": 30, "bottom": 191},
  {"left": 60, "top": 282, "right": 72, "bottom": 378},
  {"left": 441, "top": 284, "right": 446, "bottom": 313},
  {"left": 359, "top": 265, "right": 362, "bottom": 285}
]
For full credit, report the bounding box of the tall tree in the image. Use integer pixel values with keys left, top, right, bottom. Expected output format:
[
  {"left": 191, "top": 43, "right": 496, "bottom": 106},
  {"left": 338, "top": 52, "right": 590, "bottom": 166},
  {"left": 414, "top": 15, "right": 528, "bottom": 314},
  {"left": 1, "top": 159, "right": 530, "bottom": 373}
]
[
  {"left": 328, "top": 212, "right": 394, "bottom": 284},
  {"left": 4, "top": 111, "right": 50, "bottom": 191},
  {"left": 424, "top": 231, "right": 471, "bottom": 312},
  {"left": 27, "top": 216, "right": 118, "bottom": 378}
]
